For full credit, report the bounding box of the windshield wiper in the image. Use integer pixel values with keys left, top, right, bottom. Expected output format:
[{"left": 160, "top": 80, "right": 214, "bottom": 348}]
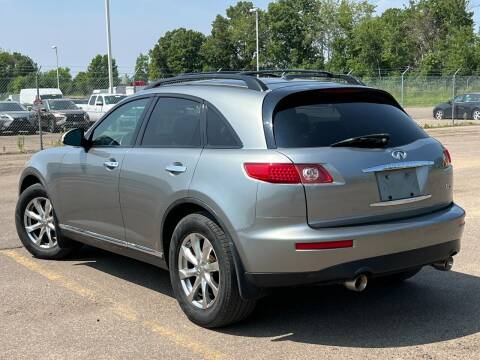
[{"left": 330, "top": 133, "right": 390, "bottom": 148}]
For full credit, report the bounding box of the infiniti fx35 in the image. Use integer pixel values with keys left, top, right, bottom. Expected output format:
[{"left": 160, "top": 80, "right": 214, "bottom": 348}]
[{"left": 16, "top": 71, "right": 465, "bottom": 327}]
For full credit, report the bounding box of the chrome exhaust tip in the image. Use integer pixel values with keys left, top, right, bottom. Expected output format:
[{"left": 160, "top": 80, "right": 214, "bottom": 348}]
[
  {"left": 432, "top": 256, "right": 454, "bottom": 271},
  {"left": 344, "top": 274, "right": 368, "bottom": 292}
]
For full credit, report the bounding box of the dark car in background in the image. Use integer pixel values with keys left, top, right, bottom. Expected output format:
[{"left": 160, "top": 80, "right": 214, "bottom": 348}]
[
  {"left": 0, "top": 101, "right": 38, "bottom": 135},
  {"left": 40, "top": 99, "right": 91, "bottom": 133},
  {"left": 433, "top": 93, "right": 480, "bottom": 120}
]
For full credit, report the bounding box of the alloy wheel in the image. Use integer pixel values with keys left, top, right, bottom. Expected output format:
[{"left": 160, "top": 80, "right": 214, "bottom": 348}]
[
  {"left": 178, "top": 233, "right": 220, "bottom": 309},
  {"left": 23, "top": 197, "right": 57, "bottom": 249},
  {"left": 473, "top": 110, "right": 480, "bottom": 120},
  {"left": 435, "top": 110, "right": 444, "bottom": 120}
]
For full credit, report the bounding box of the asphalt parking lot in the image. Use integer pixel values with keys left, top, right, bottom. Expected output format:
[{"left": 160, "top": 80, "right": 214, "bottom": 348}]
[{"left": 1, "top": 125, "right": 480, "bottom": 359}]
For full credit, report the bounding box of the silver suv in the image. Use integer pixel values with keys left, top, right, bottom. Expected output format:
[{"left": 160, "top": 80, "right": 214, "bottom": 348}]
[{"left": 15, "top": 70, "right": 465, "bottom": 328}]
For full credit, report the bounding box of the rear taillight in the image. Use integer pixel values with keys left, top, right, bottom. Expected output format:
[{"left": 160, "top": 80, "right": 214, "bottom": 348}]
[
  {"left": 442, "top": 147, "right": 452, "bottom": 167},
  {"left": 244, "top": 163, "right": 333, "bottom": 184}
]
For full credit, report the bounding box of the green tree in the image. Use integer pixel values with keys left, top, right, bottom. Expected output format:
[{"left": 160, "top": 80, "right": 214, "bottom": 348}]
[
  {"left": 87, "top": 54, "right": 119, "bottom": 89},
  {"left": 148, "top": 28, "right": 206, "bottom": 79},
  {"left": 134, "top": 53, "right": 149, "bottom": 82},
  {"left": 265, "top": 0, "right": 325, "bottom": 69},
  {"left": 201, "top": 15, "right": 236, "bottom": 71},
  {"left": 42, "top": 67, "right": 72, "bottom": 91},
  {"left": 72, "top": 71, "right": 91, "bottom": 96},
  {"left": 0, "top": 50, "right": 37, "bottom": 94},
  {"left": 326, "top": 0, "right": 375, "bottom": 73},
  {"left": 201, "top": 1, "right": 264, "bottom": 71}
]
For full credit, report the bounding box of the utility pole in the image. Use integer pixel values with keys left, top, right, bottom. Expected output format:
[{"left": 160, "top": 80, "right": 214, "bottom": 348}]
[
  {"left": 51, "top": 46, "right": 60, "bottom": 89},
  {"left": 401, "top": 66, "right": 410, "bottom": 107},
  {"left": 452, "top": 68, "right": 461, "bottom": 125},
  {"left": 250, "top": 7, "right": 259, "bottom": 72},
  {"left": 105, "top": 0, "right": 114, "bottom": 93}
]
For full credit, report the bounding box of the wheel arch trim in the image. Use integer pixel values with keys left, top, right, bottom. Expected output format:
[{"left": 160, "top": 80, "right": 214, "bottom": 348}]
[
  {"left": 18, "top": 167, "right": 48, "bottom": 195},
  {"left": 161, "top": 197, "right": 262, "bottom": 300}
]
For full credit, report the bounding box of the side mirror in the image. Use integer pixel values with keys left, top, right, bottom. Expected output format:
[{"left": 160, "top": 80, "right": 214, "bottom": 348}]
[
  {"left": 62, "top": 128, "right": 85, "bottom": 147},
  {"left": 96, "top": 101, "right": 103, "bottom": 106},
  {"left": 447, "top": 100, "right": 452, "bottom": 104}
]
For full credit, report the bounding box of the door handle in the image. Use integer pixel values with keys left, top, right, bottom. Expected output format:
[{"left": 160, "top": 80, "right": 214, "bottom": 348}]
[
  {"left": 103, "top": 160, "right": 119, "bottom": 170},
  {"left": 165, "top": 163, "right": 187, "bottom": 174}
]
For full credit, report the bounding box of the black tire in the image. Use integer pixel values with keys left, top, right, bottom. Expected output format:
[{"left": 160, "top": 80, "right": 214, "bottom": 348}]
[
  {"left": 374, "top": 267, "right": 422, "bottom": 285},
  {"left": 48, "top": 121, "right": 57, "bottom": 133},
  {"left": 15, "top": 183, "right": 81, "bottom": 259},
  {"left": 169, "top": 213, "right": 256, "bottom": 328}
]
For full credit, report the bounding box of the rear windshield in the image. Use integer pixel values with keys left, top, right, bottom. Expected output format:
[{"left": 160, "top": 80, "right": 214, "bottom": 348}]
[{"left": 273, "top": 90, "right": 427, "bottom": 148}]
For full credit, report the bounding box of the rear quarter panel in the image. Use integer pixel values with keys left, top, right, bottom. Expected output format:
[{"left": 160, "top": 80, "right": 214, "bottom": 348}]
[{"left": 189, "top": 149, "right": 306, "bottom": 261}]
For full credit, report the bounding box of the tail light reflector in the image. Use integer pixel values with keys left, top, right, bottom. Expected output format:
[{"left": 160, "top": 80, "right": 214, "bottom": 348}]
[
  {"left": 295, "top": 240, "right": 353, "bottom": 250},
  {"left": 244, "top": 163, "right": 333, "bottom": 184},
  {"left": 442, "top": 147, "right": 452, "bottom": 167}
]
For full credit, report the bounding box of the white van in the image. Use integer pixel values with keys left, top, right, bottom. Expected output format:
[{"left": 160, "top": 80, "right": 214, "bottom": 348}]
[
  {"left": 85, "top": 93, "right": 127, "bottom": 122},
  {"left": 20, "top": 88, "right": 63, "bottom": 106}
]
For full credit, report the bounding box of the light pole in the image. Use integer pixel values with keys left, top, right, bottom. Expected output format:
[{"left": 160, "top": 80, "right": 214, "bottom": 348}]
[
  {"left": 51, "top": 45, "right": 60, "bottom": 89},
  {"left": 249, "top": 7, "right": 259, "bottom": 72},
  {"left": 104, "top": 0, "right": 114, "bottom": 93}
]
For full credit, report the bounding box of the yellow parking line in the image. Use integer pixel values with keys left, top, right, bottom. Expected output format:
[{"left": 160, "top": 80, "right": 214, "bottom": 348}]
[{"left": 1, "top": 249, "right": 226, "bottom": 360}]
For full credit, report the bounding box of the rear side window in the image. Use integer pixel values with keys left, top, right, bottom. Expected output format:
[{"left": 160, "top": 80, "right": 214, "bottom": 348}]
[
  {"left": 273, "top": 90, "right": 427, "bottom": 148},
  {"left": 207, "top": 107, "right": 241, "bottom": 148},
  {"left": 142, "top": 97, "right": 202, "bottom": 147}
]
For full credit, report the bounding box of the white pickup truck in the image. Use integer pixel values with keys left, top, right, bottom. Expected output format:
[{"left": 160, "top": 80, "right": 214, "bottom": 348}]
[{"left": 85, "top": 93, "right": 127, "bottom": 123}]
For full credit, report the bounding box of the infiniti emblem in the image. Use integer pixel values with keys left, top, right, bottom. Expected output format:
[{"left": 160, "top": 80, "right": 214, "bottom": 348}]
[{"left": 391, "top": 150, "right": 407, "bottom": 160}]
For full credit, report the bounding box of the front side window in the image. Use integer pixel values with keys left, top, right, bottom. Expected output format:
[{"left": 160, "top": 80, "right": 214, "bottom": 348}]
[
  {"left": 91, "top": 98, "right": 149, "bottom": 147},
  {"left": 142, "top": 97, "right": 202, "bottom": 147},
  {"left": 88, "top": 96, "right": 97, "bottom": 105},
  {"left": 453, "top": 95, "right": 465, "bottom": 102}
]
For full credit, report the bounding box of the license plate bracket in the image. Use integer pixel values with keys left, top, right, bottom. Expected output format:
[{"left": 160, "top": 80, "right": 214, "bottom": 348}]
[{"left": 376, "top": 168, "right": 421, "bottom": 202}]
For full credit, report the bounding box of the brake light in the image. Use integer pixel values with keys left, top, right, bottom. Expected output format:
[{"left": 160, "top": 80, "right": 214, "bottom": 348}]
[
  {"left": 243, "top": 163, "right": 300, "bottom": 183},
  {"left": 443, "top": 147, "right": 452, "bottom": 167},
  {"left": 295, "top": 240, "right": 353, "bottom": 250},
  {"left": 244, "top": 163, "right": 333, "bottom": 184}
]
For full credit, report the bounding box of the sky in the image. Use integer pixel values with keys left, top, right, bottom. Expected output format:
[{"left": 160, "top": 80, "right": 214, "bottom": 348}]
[{"left": 1, "top": 0, "right": 479, "bottom": 75}]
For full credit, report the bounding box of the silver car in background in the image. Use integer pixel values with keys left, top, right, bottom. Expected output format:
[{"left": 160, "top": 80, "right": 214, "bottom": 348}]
[
  {"left": 0, "top": 101, "right": 38, "bottom": 134},
  {"left": 15, "top": 70, "right": 465, "bottom": 328}
]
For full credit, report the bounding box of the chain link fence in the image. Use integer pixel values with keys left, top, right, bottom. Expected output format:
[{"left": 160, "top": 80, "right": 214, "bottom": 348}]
[
  {"left": 0, "top": 76, "right": 139, "bottom": 154},
  {"left": 1, "top": 73, "right": 480, "bottom": 155}
]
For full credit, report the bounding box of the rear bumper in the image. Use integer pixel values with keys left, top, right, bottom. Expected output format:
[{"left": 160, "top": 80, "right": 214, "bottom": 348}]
[
  {"left": 236, "top": 203, "right": 465, "bottom": 279},
  {"left": 246, "top": 239, "right": 460, "bottom": 287}
]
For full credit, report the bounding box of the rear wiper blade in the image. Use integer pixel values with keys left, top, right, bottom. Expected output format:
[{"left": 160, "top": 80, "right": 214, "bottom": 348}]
[{"left": 330, "top": 133, "right": 390, "bottom": 148}]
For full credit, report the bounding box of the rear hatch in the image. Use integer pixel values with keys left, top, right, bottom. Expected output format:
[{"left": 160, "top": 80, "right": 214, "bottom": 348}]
[{"left": 270, "top": 88, "right": 453, "bottom": 227}]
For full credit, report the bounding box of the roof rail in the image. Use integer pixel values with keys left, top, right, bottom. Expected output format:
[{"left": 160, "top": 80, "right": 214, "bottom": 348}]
[
  {"left": 240, "top": 69, "right": 365, "bottom": 86},
  {"left": 144, "top": 69, "right": 365, "bottom": 91},
  {"left": 145, "top": 73, "right": 269, "bottom": 91}
]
